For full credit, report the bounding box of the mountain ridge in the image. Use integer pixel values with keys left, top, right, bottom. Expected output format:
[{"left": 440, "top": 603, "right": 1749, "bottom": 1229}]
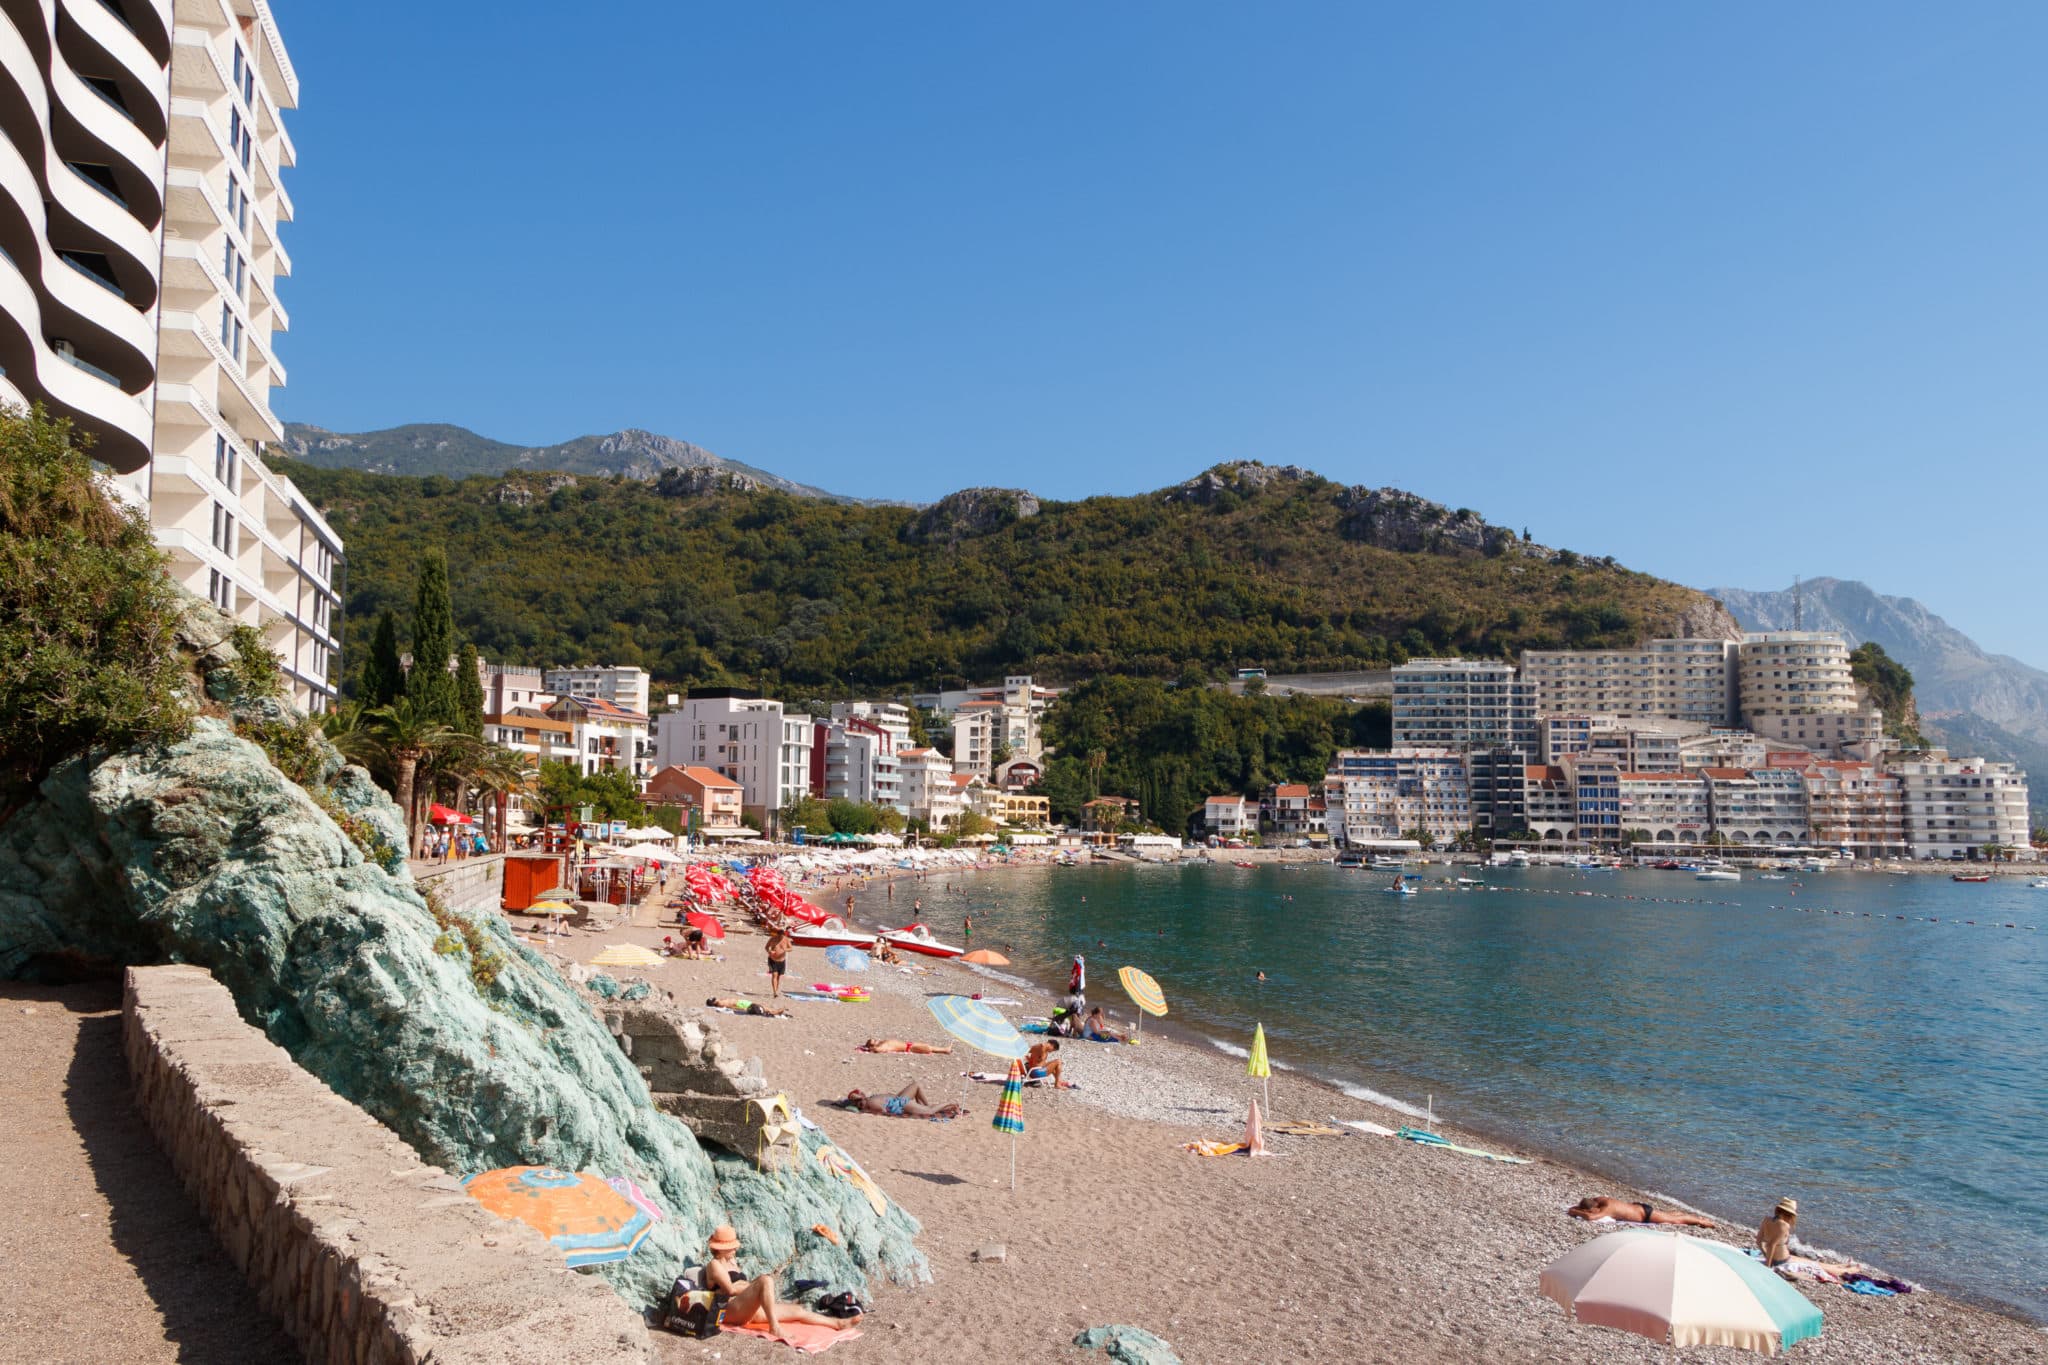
[{"left": 278, "top": 421, "right": 897, "bottom": 505}]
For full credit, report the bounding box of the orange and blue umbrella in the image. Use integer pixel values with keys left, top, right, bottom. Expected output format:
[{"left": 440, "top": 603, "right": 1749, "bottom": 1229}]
[{"left": 464, "top": 1166, "right": 654, "bottom": 1268}]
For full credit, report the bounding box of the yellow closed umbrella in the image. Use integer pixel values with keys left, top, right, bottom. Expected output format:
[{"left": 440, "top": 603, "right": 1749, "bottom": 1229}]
[
  {"left": 1248, "top": 1022, "right": 1271, "bottom": 1113},
  {"left": 590, "top": 944, "right": 664, "bottom": 969}
]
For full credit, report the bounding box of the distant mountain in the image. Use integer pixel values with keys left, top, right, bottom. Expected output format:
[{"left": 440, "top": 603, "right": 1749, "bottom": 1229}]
[
  {"left": 1710, "top": 578, "right": 2048, "bottom": 820},
  {"left": 278, "top": 422, "right": 876, "bottom": 503}
]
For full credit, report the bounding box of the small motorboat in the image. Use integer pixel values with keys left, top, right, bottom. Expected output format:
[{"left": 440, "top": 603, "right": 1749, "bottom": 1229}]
[
  {"left": 1232, "top": 860, "right": 1256, "bottom": 870},
  {"left": 1456, "top": 877, "right": 1486, "bottom": 887},
  {"left": 879, "top": 922, "right": 966, "bottom": 958},
  {"left": 1951, "top": 873, "right": 1993, "bottom": 884},
  {"left": 2030, "top": 880, "right": 2048, "bottom": 890},
  {"left": 1696, "top": 869, "right": 1742, "bottom": 883},
  {"left": 786, "top": 917, "right": 878, "bottom": 951},
  {"left": 1758, "top": 873, "right": 1788, "bottom": 881}
]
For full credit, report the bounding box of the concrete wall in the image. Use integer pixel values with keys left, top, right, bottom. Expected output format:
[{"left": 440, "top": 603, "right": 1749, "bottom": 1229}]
[
  {"left": 410, "top": 851, "right": 506, "bottom": 911},
  {"left": 123, "top": 965, "right": 653, "bottom": 1364}
]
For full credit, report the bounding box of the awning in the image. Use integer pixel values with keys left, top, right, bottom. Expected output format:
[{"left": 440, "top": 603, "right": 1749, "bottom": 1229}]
[{"left": 429, "top": 803, "right": 474, "bottom": 825}]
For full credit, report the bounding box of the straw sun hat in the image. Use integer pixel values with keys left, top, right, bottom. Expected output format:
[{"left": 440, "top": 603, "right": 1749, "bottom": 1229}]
[
  {"left": 1774, "top": 1198, "right": 1799, "bottom": 1219},
  {"left": 708, "top": 1224, "right": 740, "bottom": 1252}
]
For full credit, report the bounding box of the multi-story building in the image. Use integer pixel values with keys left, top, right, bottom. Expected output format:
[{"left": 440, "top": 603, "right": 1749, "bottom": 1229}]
[
  {"left": 1614, "top": 770, "right": 1713, "bottom": 847},
  {"left": 147, "top": 0, "right": 341, "bottom": 711},
  {"left": 545, "top": 694, "right": 650, "bottom": 780},
  {"left": 1467, "top": 747, "right": 1532, "bottom": 835},
  {"left": 1736, "top": 633, "right": 1883, "bottom": 753},
  {"left": 0, "top": 0, "right": 341, "bottom": 710},
  {"left": 544, "top": 665, "right": 650, "bottom": 718},
  {"left": 0, "top": 0, "right": 171, "bottom": 489},
  {"left": 1775, "top": 756, "right": 1908, "bottom": 859},
  {"left": 1262, "top": 783, "right": 1319, "bottom": 837},
  {"left": 1523, "top": 765, "right": 1577, "bottom": 843},
  {"left": 650, "top": 692, "right": 814, "bottom": 833},
  {"left": 1324, "top": 749, "right": 1470, "bottom": 847},
  {"left": 482, "top": 662, "right": 552, "bottom": 715},
  {"left": 1890, "top": 753, "right": 2031, "bottom": 860},
  {"left": 897, "top": 747, "right": 965, "bottom": 830},
  {"left": 914, "top": 675, "right": 1061, "bottom": 768},
  {"left": 993, "top": 792, "right": 1051, "bottom": 830},
  {"left": 1701, "top": 767, "right": 1810, "bottom": 848},
  {"left": 1542, "top": 715, "right": 1692, "bottom": 771},
  {"left": 813, "top": 715, "right": 902, "bottom": 811},
  {"left": 1202, "top": 795, "right": 1251, "bottom": 839},
  {"left": 1391, "top": 660, "right": 1536, "bottom": 751},
  {"left": 1574, "top": 757, "right": 1622, "bottom": 846},
  {"left": 1522, "top": 640, "right": 1739, "bottom": 728},
  {"left": 1679, "top": 730, "right": 1777, "bottom": 773},
  {"left": 644, "top": 765, "right": 744, "bottom": 832}
]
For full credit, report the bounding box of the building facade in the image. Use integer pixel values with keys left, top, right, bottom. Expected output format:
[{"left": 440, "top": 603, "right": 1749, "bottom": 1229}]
[
  {"left": 1522, "top": 639, "right": 1739, "bottom": 728},
  {"left": 1781, "top": 757, "right": 1908, "bottom": 859},
  {"left": 1701, "top": 766, "right": 1810, "bottom": 847},
  {"left": 650, "top": 693, "right": 814, "bottom": 833},
  {"left": 643, "top": 765, "right": 744, "bottom": 831},
  {"left": 1391, "top": 659, "right": 1536, "bottom": 751},
  {"left": 897, "top": 747, "right": 964, "bottom": 830},
  {"left": 545, "top": 694, "right": 650, "bottom": 781},
  {"left": 544, "top": 665, "right": 650, "bottom": 718},
  {"left": 1892, "top": 754, "right": 2031, "bottom": 860},
  {"left": 1202, "top": 795, "right": 1251, "bottom": 839},
  {"left": 1324, "top": 749, "right": 1471, "bottom": 847}
]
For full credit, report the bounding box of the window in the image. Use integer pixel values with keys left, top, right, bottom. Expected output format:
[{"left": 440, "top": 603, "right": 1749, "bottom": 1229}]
[
  {"left": 206, "top": 568, "right": 233, "bottom": 612},
  {"left": 210, "top": 501, "right": 235, "bottom": 554},
  {"left": 218, "top": 301, "right": 242, "bottom": 361},
  {"left": 213, "top": 433, "right": 237, "bottom": 491},
  {"left": 226, "top": 175, "right": 248, "bottom": 233}
]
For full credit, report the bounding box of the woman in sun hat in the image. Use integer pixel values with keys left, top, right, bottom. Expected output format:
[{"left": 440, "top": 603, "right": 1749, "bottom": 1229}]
[{"left": 703, "top": 1224, "right": 860, "bottom": 1341}]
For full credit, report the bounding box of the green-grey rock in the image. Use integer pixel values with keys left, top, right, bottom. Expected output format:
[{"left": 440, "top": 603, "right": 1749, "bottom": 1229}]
[
  {"left": 0, "top": 716, "right": 925, "bottom": 1309},
  {"left": 1074, "top": 1325, "right": 1183, "bottom": 1365}
]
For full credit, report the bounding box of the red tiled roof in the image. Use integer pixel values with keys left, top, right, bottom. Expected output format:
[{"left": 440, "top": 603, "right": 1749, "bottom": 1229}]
[
  {"left": 678, "top": 765, "right": 742, "bottom": 790},
  {"left": 1525, "top": 766, "right": 1565, "bottom": 781},
  {"left": 1700, "top": 767, "right": 1752, "bottom": 780},
  {"left": 1273, "top": 784, "right": 1311, "bottom": 798}
]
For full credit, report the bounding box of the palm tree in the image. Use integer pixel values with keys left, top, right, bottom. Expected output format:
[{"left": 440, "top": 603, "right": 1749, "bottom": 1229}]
[
  {"left": 468, "top": 747, "right": 538, "bottom": 846},
  {"left": 362, "top": 698, "right": 460, "bottom": 855}
]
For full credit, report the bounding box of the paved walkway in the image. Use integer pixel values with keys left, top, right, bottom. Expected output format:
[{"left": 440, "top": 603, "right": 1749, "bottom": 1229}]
[{"left": 0, "top": 981, "right": 294, "bottom": 1363}]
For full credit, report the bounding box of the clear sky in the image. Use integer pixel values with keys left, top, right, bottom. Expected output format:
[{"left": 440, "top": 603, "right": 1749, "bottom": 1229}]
[{"left": 276, "top": 3, "right": 2048, "bottom": 659}]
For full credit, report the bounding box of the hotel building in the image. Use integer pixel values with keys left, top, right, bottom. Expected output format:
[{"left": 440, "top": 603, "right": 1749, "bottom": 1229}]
[
  {"left": 1521, "top": 639, "right": 1739, "bottom": 728},
  {"left": 1390, "top": 659, "right": 1537, "bottom": 751},
  {"left": 1891, "top": 754, "right": 2032, "bottom": 860},
  {"left": 1736, "top": 633, "right": 1882, "bottom": 752},
  {"left": 650, "top": 692, "right": 814, "bottom": 833}
]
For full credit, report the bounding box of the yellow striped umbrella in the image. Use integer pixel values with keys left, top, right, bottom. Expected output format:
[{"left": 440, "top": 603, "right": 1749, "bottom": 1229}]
[
  {"left": 1117, "top": 966, "right": 1167, "bottom": 1038},
  {"left": 590, "top": 945, "right": 664, "bottom": 969}
]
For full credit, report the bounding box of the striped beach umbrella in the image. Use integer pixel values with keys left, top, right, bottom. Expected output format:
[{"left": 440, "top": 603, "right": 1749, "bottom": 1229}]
[
  {"left": 926, "top": 995, "right": 1029, "bottom": 1060},
  {"left": 1540, "top": 1230, "right": 1824, "bottom": 1354},
  {"left": 464, "top": 1166, "right": 654, "bottom": 1268},
  {"left": 1117, "top": 966, "right": 1167, "bottom": 1038},
  {"left": 992, "top": 1057, "right": 1026, "bottom": 1190},
  {"left": 1248, "top": 1023, "right": 1272, "bottom": 1113},
  {"left": 590, "top": 945, "right": 664, "bottom": 969}
]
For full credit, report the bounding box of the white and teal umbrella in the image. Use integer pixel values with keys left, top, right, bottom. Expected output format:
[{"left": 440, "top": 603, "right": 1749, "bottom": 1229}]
[
  {"left": 1541, "top": 1231, "right": 1823, "bottom": 1355},
  {"left": 925, "top": 995, "right": 1029, "bottom": 1060}
]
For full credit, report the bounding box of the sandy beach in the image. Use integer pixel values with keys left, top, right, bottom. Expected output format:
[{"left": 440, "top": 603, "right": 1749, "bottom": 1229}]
[{"left": 533, "top": 864, "right": 2047, "bottom": 1365}]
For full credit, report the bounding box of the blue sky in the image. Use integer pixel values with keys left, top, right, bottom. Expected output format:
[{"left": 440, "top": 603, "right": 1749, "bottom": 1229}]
[{"left": 277, "top": 3, "right": 2047, "bottom": 659}]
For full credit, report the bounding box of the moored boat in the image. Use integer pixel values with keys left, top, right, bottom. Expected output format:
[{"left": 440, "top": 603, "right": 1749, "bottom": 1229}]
[
  {"left": 786, "top": 917, "right": 878, "bottom": 950},
  {"left": 1952, "top": 873, "right": 1993, "bottom": 884},
  {"left": 879, "top": 922, "right": 966, "bottom": 958},
  {"left": 1696, "top": 868, "right": 1742, "bottom": 882}
]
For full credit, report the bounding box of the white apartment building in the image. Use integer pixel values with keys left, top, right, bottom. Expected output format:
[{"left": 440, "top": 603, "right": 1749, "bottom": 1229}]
[
  {"left": 1523, "top": 765, "right": 1577, "bottom": 843},
  {"left": 815, "top": 719, "right": 901, "bottom": 811},
  {"left": 1701, "top": 767, "right": 1810, "bottom": 847},
  {"left": 897, "top": 747, "right": 964, "bottom": 830},
  {"left": 1891, "top": 754, "right": 2031, "bottom": 860},
  {"left": 649, "top": 693, "right": 814, "bottom": 833},
  {"left": 1202, "top": 795, "right": 1251, "bottom": 839},
  {"left": 0, "top": 0, "right": 341, "bottom": 712},
  {"left": 481, "top": 662, "right": 552, "bottom": 715},
  {"left": 544, "top": 665, "right": 650, "bottom": 718},
  {"left": 1391, "top": 659, "right": 1536, "bottom": 751},
  {"left": 147, "top": 0, "right": 341, "bottom": 711},
  {"left": 1541, "top": 714, "right": 1693, "bottom": 771},
  {"left": 1786, "top": 758, "right": 1908, "bottom": 859},
  {"left": 0, "top": 0, "right": 170, "bottom": 483},
  {"left": 1737, "top": 633, "right": 1883, "bottom": 754},
  {"left": 915, "top": 675, "right": 1060, "bottom": 770},
  {"left": 1324, "top": 748, "right": 1471, "bottom": 846},
  {"left": 545, "top": 694, "right": 651, "bottom": 781},
  {"left": 1615, "top": 770, "right": 1713, "bottom": 846},
  {"left": 1521, "top": 640, "right": 1739, "bottom": 728}
]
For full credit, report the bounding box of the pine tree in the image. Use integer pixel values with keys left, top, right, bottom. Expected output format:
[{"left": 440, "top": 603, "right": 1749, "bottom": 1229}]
[
  {"left": 358, "top": 610, "right": 403, "bottom": 706},
  {"left": 455, "top": 639, "right": 485, "bottom": 737},
  {"left": 404, "top": 549, "right": 459, "bottom": 726}
]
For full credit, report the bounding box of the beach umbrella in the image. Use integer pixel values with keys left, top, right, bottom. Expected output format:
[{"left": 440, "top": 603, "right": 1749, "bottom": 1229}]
[
  {"left": 683, "top": 910, "right": 726, "bottom": 940},
  {"left": 463, "top": 1166, "right": 654, "bottom": 1268},
  {"left": 590, "top": 945, "right": 664, "bottom": 970},
  {"left": 428, "top": 802, "right": 474, "bottom": 825},
  {"left": 961, "top": 949, "right": 1010, "bottom": 966},
  {"left": 992, "top": 1056, "right": 1026, "bottom": 1191},
  {"left": 604, "top": 1175, "right": 667, "bottom": 1223},
  {"left": 1117, "top": 966, "right": 1168, "bottom": 1038},
  {"left": 1246, "top": 1095, "right": 1267, "bottom": 1157},
  {"left": 926, "top": 995, "right": 1029, "bottom": 1060},
  {"left": 1539, "top": 1230, "right": 1824, "bottom": 1355},
  {"left": 825, "top": 945, "right": 871, "bottom": 973},
  {"left": 1248, "top": 1022, "right": 1271, "bottom": 1113}
]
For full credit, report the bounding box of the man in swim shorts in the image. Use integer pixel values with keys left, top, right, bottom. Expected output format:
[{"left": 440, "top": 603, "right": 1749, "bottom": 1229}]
[
  {"left": 706, "top": 996, "right": 790, "bottom": 1018},
  {"left": 841, "top": 1084, "right": 963, "bottom": 1119},
  {"left": 1023, "top": 1039, "right": 1066, "bottom": 1087}
]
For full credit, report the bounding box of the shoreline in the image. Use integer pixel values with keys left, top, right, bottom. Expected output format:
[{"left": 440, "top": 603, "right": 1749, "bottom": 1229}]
[{"left": 548, "top": 858, "right": 2046, "bottom": 1360}]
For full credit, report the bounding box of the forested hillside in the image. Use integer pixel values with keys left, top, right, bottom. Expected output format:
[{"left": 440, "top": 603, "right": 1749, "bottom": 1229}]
[{"left": 286, "top": 459, "right": 1727, "bottom": 698}]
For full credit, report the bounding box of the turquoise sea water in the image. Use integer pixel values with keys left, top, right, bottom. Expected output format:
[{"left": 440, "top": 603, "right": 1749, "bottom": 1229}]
[{"left": 863, "top": 863, "right": 2048, "bottom": 1321}]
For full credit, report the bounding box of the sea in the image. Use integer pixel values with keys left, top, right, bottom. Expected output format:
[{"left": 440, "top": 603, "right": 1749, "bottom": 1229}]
[{"left": 865, "top": 861, "right": 2048, "bottom": 1322}]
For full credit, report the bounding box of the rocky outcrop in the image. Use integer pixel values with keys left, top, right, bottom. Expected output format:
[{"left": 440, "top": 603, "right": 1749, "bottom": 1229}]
[
  {"left": 1169, "top": 462, "right": 1317, "bottom": 505},
  {"left": 1667, "top": 597, "right": 1744, "bottom": 643},
  {"left": 903, "top": 487, "right": 1040, "bottom": 544},
  {"left": 653, "top": 465, "right": 761, "bottom": 498},
  {"left": 1337, "top": 486, "right": 1524, "bottom": 557},
  {"left": 598, "top": 998, "right": 801, "bottom": 1168},
  {"left": 1075, "top": 1325, "right": 1184, "bottom": 1364},
  {"left": 0, "top": 616, "right": 924, "bottom": 1312}
]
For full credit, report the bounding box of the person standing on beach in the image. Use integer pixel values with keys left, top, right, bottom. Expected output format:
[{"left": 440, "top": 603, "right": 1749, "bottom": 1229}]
[
  {"left": 963, "top": 914, "right": 973, "bottom": 944},
  {"left": 765, "top": 925, "right": 791, "bottom": 999}
]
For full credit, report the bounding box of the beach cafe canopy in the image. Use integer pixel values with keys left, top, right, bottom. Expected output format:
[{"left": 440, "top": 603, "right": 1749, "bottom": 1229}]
[
  {"left": 428, "top": 802, "right": 473, "bottom": 825},
  {"left": 618, "top": 827, "right": 677, "bottom": 843}
]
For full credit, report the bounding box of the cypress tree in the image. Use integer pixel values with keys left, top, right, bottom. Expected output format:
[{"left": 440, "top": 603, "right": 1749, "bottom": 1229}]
[
  {"left": 455, "top": 639, "right": 485, "bottom": 737},
  {"left": 404, "top": 549, "right": 459, "bottom": 725},
  {"left": 359, "top": 609, "right": 403, "bottom": 706}
]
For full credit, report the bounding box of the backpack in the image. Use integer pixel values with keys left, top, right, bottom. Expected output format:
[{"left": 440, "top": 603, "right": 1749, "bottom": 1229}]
[{"left": 660, "top": 1268, "right": 721, "bottom": 1339}]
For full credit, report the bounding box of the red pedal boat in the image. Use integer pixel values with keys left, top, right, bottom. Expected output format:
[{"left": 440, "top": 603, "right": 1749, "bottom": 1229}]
[{"left": 879, "top": 922, "right": 965, "bottom": 959}]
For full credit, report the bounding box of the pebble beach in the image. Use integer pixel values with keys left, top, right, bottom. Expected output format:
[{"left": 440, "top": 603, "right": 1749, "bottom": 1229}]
[{"left": 545, "top": 864, "right": 2047, "bottom": 1365}]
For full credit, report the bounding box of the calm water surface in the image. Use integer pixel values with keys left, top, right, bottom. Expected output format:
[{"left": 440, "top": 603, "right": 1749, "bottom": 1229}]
[{"left": 866, "top": 863, "right": 2048, "bottom": 1321}]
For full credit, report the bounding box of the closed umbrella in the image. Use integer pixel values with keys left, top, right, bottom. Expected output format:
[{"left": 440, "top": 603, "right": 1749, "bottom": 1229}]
[
  {"left": 1248, "top": 1022, "right": 1271, "bottom": 1113},
  {"left": 1539, "top": 1230, "right": 1824, "bottom": 1355},
  {"left": 926, "top": 995, "right": 1029, "bottom": 1060},
  {"left": 464, "top": 1166, "right": 654, "bottom": 1268},
  {"left": 992, "top": 1056, "right": 1026, "bottom": 1191},
  {"left": 1117, "top": 966, "right": 1167, "bottom": 1039}
]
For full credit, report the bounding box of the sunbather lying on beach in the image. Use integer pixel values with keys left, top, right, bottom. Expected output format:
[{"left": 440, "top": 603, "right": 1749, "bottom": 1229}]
[
  {"left": 859, "top": 1038, "right": 953, "bottom": 1054},
  {"left": 706, "top": 996, "right": 790, "bottom": 1018},
  {"left": 1568, "top": 1196, "right": 1715, "bottom": 1228},
  {"left": 702, "top": 1224, "right": 860, "bottom": 1341},
  {"left": 841, "top": 1084, "right": 964, "bottom": 1120}
]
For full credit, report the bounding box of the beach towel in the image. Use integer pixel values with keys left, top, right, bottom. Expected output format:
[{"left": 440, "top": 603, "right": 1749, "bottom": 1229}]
[
  {"left": 1338, "top": 1119, "right": 1398, "bottom": 1137},
  {"left": 1396, "top": 1126, "right": 1532, "bottom": 1164},
  {"left": 1266, "top": 1121, "right": 1342, "bottom": 1137},
  {"left": 1846, "top": 1279, "right": 1898, "bottom": 1296},
  {"left": 725, "top": 1321, "right": 863, "bottom": 1353},
  {"left": 964, "top": 1071, "right": 1068, "bottom": 1088},
  {"left": 815, "top": 1145, "right": 888, "bottom": 1216},
  {"left": 1181, "top": 1140, "right": 1249, "bottom": 1157}
]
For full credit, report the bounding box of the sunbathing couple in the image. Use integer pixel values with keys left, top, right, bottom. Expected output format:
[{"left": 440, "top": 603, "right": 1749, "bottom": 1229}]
[
  {"left": 695, "top": 1224, "right": 860, "bottom": 1342},
  {"left": 841, "top": 1084, "right": 964, "bottom": 1120},
  {"left": 859, "top": 1038, "right": 952, "bottom": 1054}
]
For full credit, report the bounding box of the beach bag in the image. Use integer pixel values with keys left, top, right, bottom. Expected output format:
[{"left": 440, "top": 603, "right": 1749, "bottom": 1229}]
[{"left": 660, "top": 1268, "right": 721, "bottom": 1339}]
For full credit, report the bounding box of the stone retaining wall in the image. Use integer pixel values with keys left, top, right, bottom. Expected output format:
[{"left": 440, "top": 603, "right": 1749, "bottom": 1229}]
[
  {"left": 122, "top": 965, "right": 653, "bottom": 1364},
  {"left": 410, "top": 852, "right": 506, "bottom": 912}
]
